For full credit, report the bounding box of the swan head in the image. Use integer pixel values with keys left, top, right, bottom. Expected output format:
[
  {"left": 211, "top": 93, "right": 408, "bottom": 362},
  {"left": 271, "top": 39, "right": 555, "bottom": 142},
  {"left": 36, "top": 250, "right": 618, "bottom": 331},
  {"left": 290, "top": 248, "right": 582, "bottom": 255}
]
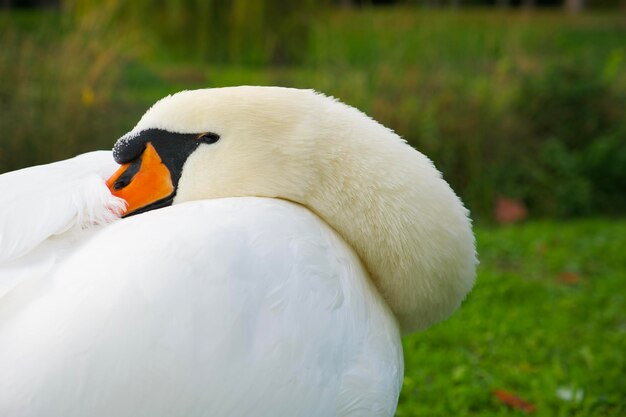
[{"left": 107, "top": 86, "right": 476, "bottom": 334}]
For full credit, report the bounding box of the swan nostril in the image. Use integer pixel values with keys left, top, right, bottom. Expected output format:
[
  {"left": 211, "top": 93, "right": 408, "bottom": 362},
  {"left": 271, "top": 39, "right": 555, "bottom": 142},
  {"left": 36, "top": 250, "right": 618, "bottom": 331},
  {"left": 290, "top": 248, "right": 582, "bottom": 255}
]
[
  {"left": 114, "top": 179, "right": 129, "bottom": 190},
  {"left": 112, "top": 157, "right": 143, "bottom": 191}
]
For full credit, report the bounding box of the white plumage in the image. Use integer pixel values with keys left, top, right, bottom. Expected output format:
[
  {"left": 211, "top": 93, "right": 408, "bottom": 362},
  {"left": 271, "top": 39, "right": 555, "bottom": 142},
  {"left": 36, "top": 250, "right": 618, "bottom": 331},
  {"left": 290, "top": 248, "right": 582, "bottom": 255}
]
[
  {"left": 0, "top": 86, "right": 475, "bottom": 416},
  {"left": 0, "top": 151, "right": 123, "bottom": 266}
]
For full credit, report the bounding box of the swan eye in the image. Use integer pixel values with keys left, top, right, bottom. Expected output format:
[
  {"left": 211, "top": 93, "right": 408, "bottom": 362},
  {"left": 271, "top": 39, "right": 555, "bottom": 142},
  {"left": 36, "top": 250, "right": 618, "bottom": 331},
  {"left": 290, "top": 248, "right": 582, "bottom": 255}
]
[{"left": 198, "top": 132, "right": 220, "bottom": 145}]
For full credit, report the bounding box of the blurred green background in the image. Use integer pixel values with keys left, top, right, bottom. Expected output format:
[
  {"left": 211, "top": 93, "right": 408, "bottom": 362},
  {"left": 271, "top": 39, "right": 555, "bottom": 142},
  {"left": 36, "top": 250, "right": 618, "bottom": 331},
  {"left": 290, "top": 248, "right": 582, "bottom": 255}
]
[
  {"left": 1, "top": 1, "right": 626, "bottom": 220},
  {"left": 0, "top": 0, "right": 624, "bottom": 416}
]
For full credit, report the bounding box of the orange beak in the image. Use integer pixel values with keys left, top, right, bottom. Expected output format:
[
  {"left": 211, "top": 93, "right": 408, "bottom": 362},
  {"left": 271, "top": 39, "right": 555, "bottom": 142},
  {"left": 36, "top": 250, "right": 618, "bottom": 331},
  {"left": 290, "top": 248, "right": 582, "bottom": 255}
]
[{"left": 106, "top": 142, "right": 174, "bottom": 217}]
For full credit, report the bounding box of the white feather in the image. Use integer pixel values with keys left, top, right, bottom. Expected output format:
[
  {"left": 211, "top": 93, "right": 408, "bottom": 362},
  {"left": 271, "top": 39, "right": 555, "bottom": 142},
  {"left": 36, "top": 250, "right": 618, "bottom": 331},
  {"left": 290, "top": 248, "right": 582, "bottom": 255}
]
[{"left": 0, "top": 151, "right": 125, "bottom": 265}]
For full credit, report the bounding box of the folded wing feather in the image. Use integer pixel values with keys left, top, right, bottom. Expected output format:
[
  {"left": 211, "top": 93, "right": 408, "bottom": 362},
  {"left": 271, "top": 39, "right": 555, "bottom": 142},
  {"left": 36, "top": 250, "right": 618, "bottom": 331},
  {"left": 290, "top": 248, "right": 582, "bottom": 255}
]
[{"left": 0, "top": 151, "right": 124, "bottom": 265}]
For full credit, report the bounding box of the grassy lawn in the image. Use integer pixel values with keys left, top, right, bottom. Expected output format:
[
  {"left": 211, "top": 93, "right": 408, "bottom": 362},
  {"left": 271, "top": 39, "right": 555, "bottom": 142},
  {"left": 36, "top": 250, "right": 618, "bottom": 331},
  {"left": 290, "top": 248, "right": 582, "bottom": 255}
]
[{"left": 398, "top": 220, "right": 626, "bottom": 416}]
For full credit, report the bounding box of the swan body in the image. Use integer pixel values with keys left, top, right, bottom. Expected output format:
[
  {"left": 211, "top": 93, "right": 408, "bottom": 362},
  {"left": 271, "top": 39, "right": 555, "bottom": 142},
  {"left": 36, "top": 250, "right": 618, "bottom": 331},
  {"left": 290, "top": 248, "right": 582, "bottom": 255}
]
[
  {"left": 0, "top": 86, "right": 476, "bottom": 416},
  {"left": 1, "top": 192, "right": 401, "bottom": 416}
]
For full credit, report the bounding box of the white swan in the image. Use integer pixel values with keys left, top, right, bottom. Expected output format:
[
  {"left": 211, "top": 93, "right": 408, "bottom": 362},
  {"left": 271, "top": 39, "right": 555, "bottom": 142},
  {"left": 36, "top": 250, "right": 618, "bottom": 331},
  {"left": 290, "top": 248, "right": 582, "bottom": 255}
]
[{"left": 0, "top": 86, "right": 476, "bottom": 417}]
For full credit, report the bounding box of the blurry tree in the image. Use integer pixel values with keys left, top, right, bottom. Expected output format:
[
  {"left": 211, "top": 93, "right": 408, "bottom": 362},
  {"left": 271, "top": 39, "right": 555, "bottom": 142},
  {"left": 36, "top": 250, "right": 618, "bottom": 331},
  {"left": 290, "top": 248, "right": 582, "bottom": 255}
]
[
  {"left": 565, "top": 0, "right": 584, "bottom": 11},
  {"left": 5, "top": 0, "right": 622, "bottom": 10},
  {"left": 0, "top": 7, "right": 135, "bottom": 172},
  {"left": 515, "top": 61, "right": 626, "bottom": 216},
  {"left": 0, "top": 0, "right": 59, "bottom": 6},
  {"left": 63, "top": 0, "right": 329, "bottom": 65}
]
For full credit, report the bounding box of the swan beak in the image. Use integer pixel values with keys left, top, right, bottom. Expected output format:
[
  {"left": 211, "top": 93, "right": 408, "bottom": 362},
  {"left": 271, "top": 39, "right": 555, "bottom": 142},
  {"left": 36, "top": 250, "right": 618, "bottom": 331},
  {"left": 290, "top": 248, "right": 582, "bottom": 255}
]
[{"left": 106, "top": 142, "right": 175, "bottom": 217}]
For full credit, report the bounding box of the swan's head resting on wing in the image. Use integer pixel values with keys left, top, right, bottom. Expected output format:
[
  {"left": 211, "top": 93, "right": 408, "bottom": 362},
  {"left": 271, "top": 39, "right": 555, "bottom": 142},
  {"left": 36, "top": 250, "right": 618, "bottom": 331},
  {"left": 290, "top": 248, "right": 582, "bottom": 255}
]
[{"left": 107, "top": 86, "right": 477, "bottom": 334}]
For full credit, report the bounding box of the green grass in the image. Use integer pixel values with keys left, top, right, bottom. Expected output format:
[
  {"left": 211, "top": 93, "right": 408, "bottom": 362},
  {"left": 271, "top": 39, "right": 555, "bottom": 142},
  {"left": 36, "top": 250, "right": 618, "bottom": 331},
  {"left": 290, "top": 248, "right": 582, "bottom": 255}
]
[{"left": 398, "top": 219, "right": 626, "bottom": 416}]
